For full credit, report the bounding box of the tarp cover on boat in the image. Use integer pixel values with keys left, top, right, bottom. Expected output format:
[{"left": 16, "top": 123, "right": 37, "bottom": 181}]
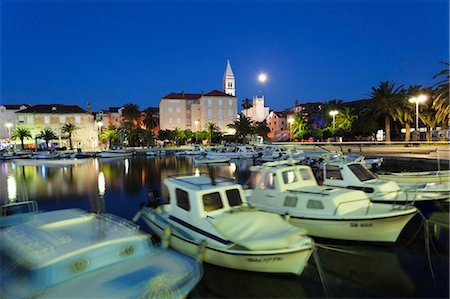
[{"left": 209, "top": 211, "right": 307, "bottom": 250}]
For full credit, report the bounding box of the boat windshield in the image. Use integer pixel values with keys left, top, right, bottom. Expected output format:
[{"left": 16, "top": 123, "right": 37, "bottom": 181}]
[
  {"left": 226, "top": 188, "right": 242, "bottom": 206},
  {"left": 247, "top": 172, "right": 261, "bottom": 189},
  {"left": 202, "top": 192, "right": 224, "bottom": 212},
  {"left": 348, "top": 164, "right": 377, "bottom": 182}
]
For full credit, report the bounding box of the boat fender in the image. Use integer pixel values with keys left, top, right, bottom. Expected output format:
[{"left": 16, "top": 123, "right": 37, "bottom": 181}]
[
  {"left": 197, "top": 240, "right": 207, "bottom": 262},
  {"left": 284, "top": 213, "right": 291, "bottom": 223},
  {"left": 161, "top": 226, "right": 172, "bottom": 248}
]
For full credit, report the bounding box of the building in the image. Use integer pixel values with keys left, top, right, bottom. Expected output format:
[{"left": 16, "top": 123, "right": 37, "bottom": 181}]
[
  {"left": 15, "top": 104, "right": 96, "bottom": 149},
  {"left": 95, "top": 106, "right": 125, "bottom": 129},
  {"left": 266, "top": 110, "right": 289, "bottom": 140},
  {"left": 159, "top": 60, "right": 238, "bottom": 133},
  {"left": 0, "top": 104, "right": 30, "bottom": 148},
  {"left": 241, "top": 95, "right": 270, "bottom": 122}
]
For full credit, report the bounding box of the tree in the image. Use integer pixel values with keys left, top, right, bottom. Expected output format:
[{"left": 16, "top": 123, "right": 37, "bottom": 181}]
[
  {"left": 227, "top": 114, "right": 253, "bottom": 143},
  {"left": 11, "top": 127, "right": 32, "bottom": 150},
  {"left": 36, "top": 128, "right": 58, "bottom": 149},
  {"left": 291, "top": 113, "right": 309, "bottom": 140},
  {"left": 206, "top": 122, "right": 220, "bottom": 145},
  {"left": 254, "top": 120, "right": 270, "bottom": 138},
  {"left": 420, "top": 106, "right": 438, "bottom": 141},
  {"left": 432, "top": 62, "right": 449, "bottom": 131},
  {"left": 393, "top": 85, "right": 420, "bottom": 142},
  {"left": 61, "top": 123, "right": 79, "bottom": 150},
  {"left": 369, "top": 81, "right": 405, "bottom": 143},
  {"left": 241, "top": 98, "right": 253, "bottom": 110},
  {"left": 336, "top": 107, "right": 357, "bottom": 132},
  {"left": 143, "top": 109, "right": 159, "bottom": 132},
  {"left": 122, "top": 103, "right": 141, "bottom": 124},
  {"left": 100, "top": 128, "right": 120, "bottom": 149}
]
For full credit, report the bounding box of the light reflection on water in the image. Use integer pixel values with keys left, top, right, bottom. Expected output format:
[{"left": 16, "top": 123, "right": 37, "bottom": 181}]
[{"left": 0, "top": 155, "right": 448, "bottom": 298}]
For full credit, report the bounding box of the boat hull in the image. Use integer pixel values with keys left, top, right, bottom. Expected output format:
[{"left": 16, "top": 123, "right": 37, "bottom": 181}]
[
  {"left": 141, "top": 212, "right": 312, "bottom": 275},
  {"left": 285, "top": 212, "right": 416, "bottom": 243}
]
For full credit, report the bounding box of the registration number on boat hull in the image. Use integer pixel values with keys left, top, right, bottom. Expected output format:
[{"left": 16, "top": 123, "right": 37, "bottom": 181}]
[
  {"left": 350, "top": 223, "right": 373, "bottom": 228},
  {"left": 247, "top": 257, "right": 283, "bottom": 263}
]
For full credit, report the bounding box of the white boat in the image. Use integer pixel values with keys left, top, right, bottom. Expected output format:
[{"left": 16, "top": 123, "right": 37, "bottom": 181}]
[
  {"left": 0, "top": 209, "right": 202, "bottom": 298},
  {"left": 377, "top": 170, "right": 450, "bottom": 184},
  {"left": 32, "top": 151, "right": 62, "bottom": 159},
  {"left": 0, "top": 151, "right": 32, "bottom": 160},
  {"left": 134, "top": 175, "right": 313, "bottom": 275},
  {"left": 245, "top": 161, "right": 417, "bottom": 243},
  {"left": 193, "top": 156, "right": 231, "bottom": 164},
  {"left": 321, "top": 159, "right": 449, "bottom": 213},
  {"left": 321, "top": 152, "right": 383, "bottom": 170},
  {"left": 146, "top": 149, "right": 167, "bottom": 156},
  {"left": 1, "top": 200, "right": 39, "bottom": 227},
  {"left": 258, "top": 148, "right": 288, "bottom": 162},
  {"left": 184, "top": 144, "right": 207, "bottom": 156},
  {"left": 98, "top": 148, "right": 134, "bottom": 158},
  {"left": 206, "top": 145, "right": 257, "bottom": 159}
]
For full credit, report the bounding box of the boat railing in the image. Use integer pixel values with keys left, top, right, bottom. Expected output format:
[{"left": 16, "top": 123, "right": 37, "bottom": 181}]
[
  {"left": 286, "top": 189, "right": 330, "bottom": 197},
  {"left": 374, "top": 189, "right": 416, "bottom": 210},
  {"left": 332, "top": 198, "right": 372, "bottom": 215},
  {"left": 1, "top": 200, "right": 38, "bottom": 217},
  {"left": 99, "top": 213, "right": 140, "bottom": 231}
]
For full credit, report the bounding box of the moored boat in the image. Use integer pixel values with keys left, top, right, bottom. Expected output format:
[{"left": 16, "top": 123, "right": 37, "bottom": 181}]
[
  {"left": 134, "top": 175, "right": 313, "bottom": 275},
  {"left": 193, "top": 156, "right": 231, "bottom": 164},
  {"left": 377, "top": 170, "right": 450, "bottom": 184},
  {"left": 0, "top": 209, "right": 202, "bottom": 298},
  {"left": 245, "top": 161, "right": 417, "bottom": 243},
  {"left": 98, "top": 148, "right": 134, "bottom": 158}
]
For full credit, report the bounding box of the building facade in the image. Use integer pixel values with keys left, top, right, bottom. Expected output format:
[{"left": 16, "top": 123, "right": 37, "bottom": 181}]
[
  {"left": 0, "top": 104, "right": 30, "bottom": 148},
  {"left": 159, "top": 60, "right": 238, "bottom": 133},
  {"left": 266, "top": 111, "right": 289, "bottom": 140},
  {"left": 242, "top": 95, "right": 270, "bottom": 122},
  {"left": 15, "top": 104, "right": 96, "bottom": 149}
]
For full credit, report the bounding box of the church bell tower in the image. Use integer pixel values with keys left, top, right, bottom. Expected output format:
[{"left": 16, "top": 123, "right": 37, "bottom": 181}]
[{"left": 222, "top": 59, "right": 235, "bottom": 96}]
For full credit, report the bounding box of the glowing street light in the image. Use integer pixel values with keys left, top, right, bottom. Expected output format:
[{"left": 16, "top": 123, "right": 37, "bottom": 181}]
[
  {"left": 287, "top": 117, "right": 294, "bottom": 142},
  {"left": 329, "top": 110, "right": 338, "bottom": 130},
  {"left": 194, "top": 120, "right": 199, "bottom": 144},
  {"left": 258, "top": 73, "right": 267, "bottom": 83},
  {"left": 409, "top": 95, "right": 427, "bottom": 131},
  {"left": 5, "top": 122, "right": 12, "bottom": 139}
]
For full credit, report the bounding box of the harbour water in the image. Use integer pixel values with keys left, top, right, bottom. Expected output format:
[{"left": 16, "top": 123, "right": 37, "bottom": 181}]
[{"left": 0, "top": 155, "right": 448, "bottom": 298}]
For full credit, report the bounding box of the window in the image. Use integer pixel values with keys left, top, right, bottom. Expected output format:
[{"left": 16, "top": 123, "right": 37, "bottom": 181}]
[
  {"left": 27, "top": 115, "right": 33, "bottom": 123},
  {"left": 259, "top": 173, "right": 275, "bottom": 189},
  {"left": 18, "top": 116, "right": 24, "bottom": 123},
  {"left": 75, "top": 116, "right": 80, "bottom": 123},
  {"left": 228, "top": 109, "right": 233, "bottom": 117},
  {"left": 208, "top": 99, "right": 212, "bottom": 106},
  {"left": 176, "top": 188, "right": 190, "bottom": 211},
  {"left": 284, "top": 196, "right": 298, "bottom": 207},
  {"left": 247, "top": 173, "right": 261, "bottom": 189},
  {"left": 307, "top": 200, "right": 324, "bottom": 209},
  {"left": 226, "top": 189, "right": 242, "bottom": 207},
  {"left": 202, "top": 192, "right": 223, "bottom": 212},
  {"left": 168, "top": 107, "right": 173, "bottom": 113},
  {"left": 176, "top": 107, "right": 181, "bottom": 113},
  {"left": 228, "top": 99, "right": 233, "bottom": 106},
  {"left": 282, "top": 170, "right": 298, "bottom": 184},
  {"left": 45, "top": 116, "right": 50, "bottom": 124},
  {"left": 59, "top": 116, "right": 66, "bottom": 123},
  {"left": 299, "top": 168, "right": 313, "bottom": 180},
  {"left": 218, "top": 109, "right": 223, "bottom": 118},
  {"left": 169, "top": 118, "right": 173, "bottom": 124},
  {"left": 348, "top": 164, "right": 376, "bottom": 182},
  {"left": 208, "top": 109, "right": 212, "bottom": 119},
  {"left": 325, "top": 165, "right": 343, "bottom": 180},
  {"left": 218, "top": 99, "right": 223, "bottom": 106},
  {"left": 169, "top": 100, "right": 180, "bottom": 103}
]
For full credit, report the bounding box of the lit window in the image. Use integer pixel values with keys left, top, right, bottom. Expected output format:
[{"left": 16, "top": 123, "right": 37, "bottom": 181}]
[{"left": 45, "top": 116, "right": 50, "bottom": 124}]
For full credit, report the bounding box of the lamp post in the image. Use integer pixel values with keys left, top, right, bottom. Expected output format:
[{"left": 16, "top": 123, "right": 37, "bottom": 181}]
[
  {"left": 96, "top": 121, "right": 103, "bottom": 149},
  {"left": 287, "top": 117, "right": 294, "bottom": 142},
  {"left": 409, "top": 95, "right": 427, "bottom": 131},
  {"left": 194, "top": 120, "right": 199, "bottom": 144},
  {"left": 329, "top": 110, "right": 338, "bottom": 130}
]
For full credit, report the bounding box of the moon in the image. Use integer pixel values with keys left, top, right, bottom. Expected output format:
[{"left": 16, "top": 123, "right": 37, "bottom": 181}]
[{"left": 258, "top": 73, "right": 267, "bottom": 83}]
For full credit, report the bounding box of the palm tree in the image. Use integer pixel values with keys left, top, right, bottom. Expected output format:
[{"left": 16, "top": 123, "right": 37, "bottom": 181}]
[
  {"left": 122, "top": 103, "right": 141, "bottom": 125},
  {"left": 11, "top": 127, "right": 32, "bottom": 150},
  {"left": 369, "top": 81, "right": 405, "bottom": 143},
  {"left": 143, "top": 109, "right": 159, "bottom": 132},
  {"left": 432, "top": 62, "right": 449, "bottom": 130},
  {"left": 36, "top": 128, "right": 58, "bottom": 149},
  {"left": 420, "top": 106, "right": 438, "bottom": 141},
  {"left": 241, "top": 98, "right": 253, "bottom": 110},
  {"left": 393, "top": 85, "right": 420, "bottom": 142},
  {"left": 61, "top": 123, "right": 79, "bottom": 150},
  {"left": 100, "top": 128, "right": 120, "bottom": 149},
  {"left": 254, "top": 120, "right": 270, "bottom": 138},
  {"left": 227, "top": 114, "right": 253, "bottom": 143},
  {"left": 206, "top": 122, "right": 219, "bottom": 145},
  {"left": 291, "top": 114, "right": 308, "bottom": 140},
  {"left": 336, "top": 107, "right": 358, "bottom": 132}
]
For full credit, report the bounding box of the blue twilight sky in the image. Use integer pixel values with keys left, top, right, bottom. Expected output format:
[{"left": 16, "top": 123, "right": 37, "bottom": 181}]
[{"left": 1, "top": 0, "right": 449, "bottom": 112}]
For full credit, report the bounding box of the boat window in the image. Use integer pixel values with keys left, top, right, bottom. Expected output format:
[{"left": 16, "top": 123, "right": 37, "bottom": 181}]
[
  {"left": 325, "top": 165, "right": 343, "bottom": 180},
  {"left": 259, "top": 173, "right": 275, "bottom": 189},
  {"left": 202, "top": 192, "right": 224, "bottom": 212},
  {"left": 176, "top": 188, "right": 190, "bottom": 211},
  {"left": 299, "top": 168, "right": 313, "bottom": 181},
  {"left": 226, "top": 189, "right": 242, "bottom": 207},
  {"left": 348, "top": 164, "right": 377, "bottom": 182},
  {"left": 283, "top": 196, "right": 298, "bottom": 207},
  {"left": 247, "top": 172, "right": 261, "bottom": 189},
  {"left": 282, "top": 170, "right": 297, "bottom": 184},
  {"left": 307, "top": 200, "right": 324, "bottom": 209}
]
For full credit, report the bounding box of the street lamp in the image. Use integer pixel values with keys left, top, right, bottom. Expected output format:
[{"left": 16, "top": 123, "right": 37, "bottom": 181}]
[
  {"left": 409, "top": 95, "right": 427, "bottom": 131},
  {"left": 329, "top": 110, "right": 338, "bottom": 130},
  {"left": 287, "top": 117, "right": 294, "bottom": 142},
  {"left": 96, "top": 121, "right": 103, "bottom": 149},
  {"left": 194, "top": 120, "right": 199, "bottom": 144}
]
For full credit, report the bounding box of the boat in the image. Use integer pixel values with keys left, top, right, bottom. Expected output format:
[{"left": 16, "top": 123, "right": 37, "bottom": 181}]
[
  {"left": 97, "top": 148, "right": 134, "bottom": 158},
  {"left": 193, "top": 156, "right": 231, "bottom": 164},
  {"left": 134, "top": 174, "right": 313, "bottom": 275},
  {"left": 0, "top": 200, "right": 39, "bottom": 228},
  {"left": 32, "top": 151, "right": 62, "bottom": 159},
  {"left": 321, "top": 159, "right": 449, "bottom": 214},
  {"left": 206, "top": 145, "right": 257, "bottom": 159},
  {"left": 0, "top": 208, "right": 202, "bottom": 298},
  {"left": 184, "top": 144, "right": 207, "bottom": 156},
  {"left": 0, "top": 151, "right": 32, "bottom": 160},
  {"left": 245, "top": 160, "right": 417, "bottom": 243},
  {"left": 146, "top": 149, "right": 167, "bottom": 156},
  {"left": 377, "top": 170, "right": 450, "bottom": 184},
  {"left": 321, "top": 152, "right": 383, "bottom": 170}
]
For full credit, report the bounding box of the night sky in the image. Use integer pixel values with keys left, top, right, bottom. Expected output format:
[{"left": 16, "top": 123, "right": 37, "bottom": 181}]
[{"left": 1, "top": 0, "right": 448, "bottom": 112}]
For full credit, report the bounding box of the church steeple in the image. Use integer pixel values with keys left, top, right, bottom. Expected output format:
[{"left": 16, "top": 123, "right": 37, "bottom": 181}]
[{"left": 222, "top": 59, "right": 235, "bottom": 96}]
